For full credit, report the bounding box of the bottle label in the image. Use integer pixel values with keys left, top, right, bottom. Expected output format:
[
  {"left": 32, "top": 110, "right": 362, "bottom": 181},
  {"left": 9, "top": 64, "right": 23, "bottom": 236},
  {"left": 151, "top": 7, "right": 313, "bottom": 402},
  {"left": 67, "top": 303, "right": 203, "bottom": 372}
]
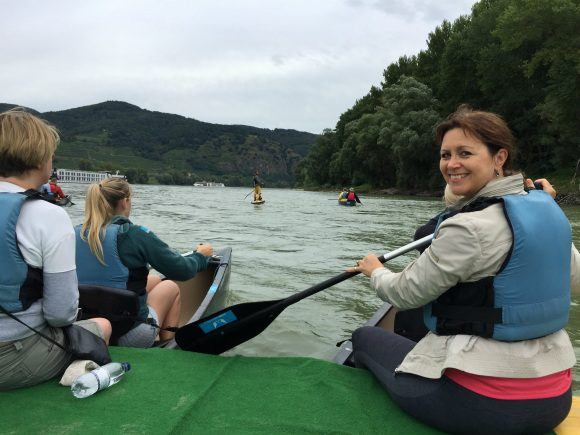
[{"left": 91, "top": 367, "right": 111, "bottom": 390}]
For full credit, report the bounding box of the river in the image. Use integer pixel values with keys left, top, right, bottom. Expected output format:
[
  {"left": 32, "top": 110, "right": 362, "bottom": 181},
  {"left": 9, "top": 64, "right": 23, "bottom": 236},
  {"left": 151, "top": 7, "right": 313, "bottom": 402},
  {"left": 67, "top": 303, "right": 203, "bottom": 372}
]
[{"left": 62, "top": 183, "right": 580, "bottom": 393}]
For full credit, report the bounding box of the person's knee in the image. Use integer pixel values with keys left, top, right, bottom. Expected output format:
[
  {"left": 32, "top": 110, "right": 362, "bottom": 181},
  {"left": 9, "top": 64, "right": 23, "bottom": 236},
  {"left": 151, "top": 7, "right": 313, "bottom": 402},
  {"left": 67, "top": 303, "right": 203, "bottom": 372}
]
[
  {"left": 352, "top": 326, "right": 376, "bottom": 348},
  {"left": 93, "top": 318, "right": 112, "bottom": 344},
  {"left": 147, "top": 274, "right": 162, "bottom": 292},
  {"left": 164, "top": 280, "right": 180, "bottom": 300}
]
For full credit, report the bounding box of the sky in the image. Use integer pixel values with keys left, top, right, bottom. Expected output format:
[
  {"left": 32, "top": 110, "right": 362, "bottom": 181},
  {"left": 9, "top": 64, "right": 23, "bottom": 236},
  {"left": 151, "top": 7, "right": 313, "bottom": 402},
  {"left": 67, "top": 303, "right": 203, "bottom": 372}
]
[{"left": 1, "top": 0, "right": 475, "bottom": 134}]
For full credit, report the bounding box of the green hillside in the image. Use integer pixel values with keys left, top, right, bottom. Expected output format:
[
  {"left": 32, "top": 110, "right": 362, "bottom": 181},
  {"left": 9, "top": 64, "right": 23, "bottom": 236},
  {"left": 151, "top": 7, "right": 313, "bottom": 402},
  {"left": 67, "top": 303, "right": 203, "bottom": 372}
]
[{"left": 0, "top": 102, "right": 318, "bottom": 186}]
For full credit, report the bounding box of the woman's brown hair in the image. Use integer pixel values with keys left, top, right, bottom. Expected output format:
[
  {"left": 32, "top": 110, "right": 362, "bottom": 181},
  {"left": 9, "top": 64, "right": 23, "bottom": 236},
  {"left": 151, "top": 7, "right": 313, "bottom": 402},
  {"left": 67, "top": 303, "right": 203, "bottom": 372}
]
[
  {"left": 80, "top": 177, "right": 131, "bottom": 264},
  {"left": 435, "top": 105, "right": 517, "bottom": 175}
]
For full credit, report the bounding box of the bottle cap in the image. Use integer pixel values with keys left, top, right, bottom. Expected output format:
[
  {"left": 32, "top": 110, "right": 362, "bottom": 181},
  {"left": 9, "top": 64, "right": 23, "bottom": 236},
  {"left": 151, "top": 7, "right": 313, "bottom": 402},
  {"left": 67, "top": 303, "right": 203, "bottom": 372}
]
[{"left": 122, "top": 362, "right": 131, "bottom": 372}]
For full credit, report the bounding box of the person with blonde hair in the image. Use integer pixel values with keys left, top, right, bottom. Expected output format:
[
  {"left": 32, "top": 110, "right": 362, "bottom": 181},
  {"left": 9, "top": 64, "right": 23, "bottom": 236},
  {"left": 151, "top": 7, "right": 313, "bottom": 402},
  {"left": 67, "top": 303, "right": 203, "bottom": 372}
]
[
  {"left": 76, "top": 177, "right": 213, "bottom": 347},
  {"left": 0, "top": 108, "right": 111, "bottom": 390},
  {"left": 350, "top": 107, "right": 579, "bottom": 433}
]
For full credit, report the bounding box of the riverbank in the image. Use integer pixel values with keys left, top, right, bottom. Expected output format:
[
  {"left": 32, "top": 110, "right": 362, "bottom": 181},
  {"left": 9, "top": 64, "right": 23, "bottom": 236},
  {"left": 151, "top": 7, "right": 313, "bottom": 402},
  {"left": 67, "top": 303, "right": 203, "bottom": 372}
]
[{"left": 302, "top": 169, "right": 580, "bottom": 204}]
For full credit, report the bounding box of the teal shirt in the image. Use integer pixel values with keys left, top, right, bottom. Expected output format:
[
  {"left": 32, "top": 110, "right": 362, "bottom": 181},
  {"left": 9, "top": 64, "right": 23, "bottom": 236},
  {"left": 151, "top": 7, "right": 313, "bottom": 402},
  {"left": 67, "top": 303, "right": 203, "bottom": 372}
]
[{"left": 110, "top": 215, "right": 210, "bottom": 280}]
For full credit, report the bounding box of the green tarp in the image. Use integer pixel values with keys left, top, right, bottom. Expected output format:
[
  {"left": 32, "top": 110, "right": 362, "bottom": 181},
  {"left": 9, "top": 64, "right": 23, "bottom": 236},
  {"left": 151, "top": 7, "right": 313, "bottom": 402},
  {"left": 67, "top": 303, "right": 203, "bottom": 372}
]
[{"left": 0, "top": 347, "right": 442, "bottom": 434}]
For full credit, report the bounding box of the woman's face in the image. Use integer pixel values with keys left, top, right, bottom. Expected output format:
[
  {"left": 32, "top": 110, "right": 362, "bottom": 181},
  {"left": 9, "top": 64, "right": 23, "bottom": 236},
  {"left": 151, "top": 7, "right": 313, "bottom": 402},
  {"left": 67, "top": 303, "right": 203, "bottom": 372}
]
[{"left": 439, "top": 128, "right": 506, "bottom": 198}]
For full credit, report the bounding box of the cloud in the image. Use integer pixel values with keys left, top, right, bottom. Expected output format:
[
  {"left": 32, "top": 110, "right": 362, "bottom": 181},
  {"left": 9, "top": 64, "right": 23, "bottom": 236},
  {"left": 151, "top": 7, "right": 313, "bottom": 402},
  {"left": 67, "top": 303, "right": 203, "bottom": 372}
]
[{"left": 1, "top": 0, "right": 476, "bottom": 133}]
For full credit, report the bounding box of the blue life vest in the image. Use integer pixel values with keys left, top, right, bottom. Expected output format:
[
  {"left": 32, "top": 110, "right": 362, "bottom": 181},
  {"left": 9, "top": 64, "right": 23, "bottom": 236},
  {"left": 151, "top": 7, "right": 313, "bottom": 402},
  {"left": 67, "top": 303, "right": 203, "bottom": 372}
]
[
  {"left": 75, "top": 224, "right": 148, "bottom": 320},
  {"left": 0, "top": 191, "right": 44, "bottom": 312},
  {"left": 424, "top": 190, "right": 571, "bottom": 341}
]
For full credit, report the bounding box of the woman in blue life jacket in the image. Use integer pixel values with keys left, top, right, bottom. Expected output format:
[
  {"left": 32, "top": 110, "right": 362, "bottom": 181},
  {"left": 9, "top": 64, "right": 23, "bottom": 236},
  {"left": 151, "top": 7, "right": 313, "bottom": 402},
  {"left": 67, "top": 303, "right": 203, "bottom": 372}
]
[
  {"left": 0, "top": 108, "right": 111, "bottom": 390},
  {"left": 76, "top": 177, "right": 214, "bottom": 348},
  {"left": 395, "top": 180, "right": 558, "bottom": 342},
  {"left": 348, "top": 106, "right": 580, "bottom": 434}
]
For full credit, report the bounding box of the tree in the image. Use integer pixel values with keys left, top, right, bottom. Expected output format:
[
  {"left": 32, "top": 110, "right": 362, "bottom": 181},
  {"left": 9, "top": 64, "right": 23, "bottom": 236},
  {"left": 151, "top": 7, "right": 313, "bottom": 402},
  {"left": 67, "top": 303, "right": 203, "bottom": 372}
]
[
  {"left": 78, "top": 159, "right": 94, "bottom": 170},
  {"left": 494, "top": 0, "right": 580, "bottom": 167},
  {"left": 378, "top": 77, "right": 442, "bottom": 189},
  {"left": 124, "top": 168, "right": 149, "bottom": 184}
]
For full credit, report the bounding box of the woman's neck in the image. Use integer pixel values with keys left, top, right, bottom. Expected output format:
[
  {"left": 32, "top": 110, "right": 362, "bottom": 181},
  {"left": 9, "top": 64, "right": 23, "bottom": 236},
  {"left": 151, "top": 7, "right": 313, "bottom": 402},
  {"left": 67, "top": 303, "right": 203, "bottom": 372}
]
[{"left": 0, "top": 174, "right": 42, "bottom": 190}]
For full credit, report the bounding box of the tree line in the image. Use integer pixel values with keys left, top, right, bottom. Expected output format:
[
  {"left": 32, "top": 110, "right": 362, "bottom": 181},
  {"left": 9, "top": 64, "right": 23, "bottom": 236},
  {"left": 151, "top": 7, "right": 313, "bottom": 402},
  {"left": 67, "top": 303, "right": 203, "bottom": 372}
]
[{"left": 297, "top": 0, "right": 579, "bottom": 191}]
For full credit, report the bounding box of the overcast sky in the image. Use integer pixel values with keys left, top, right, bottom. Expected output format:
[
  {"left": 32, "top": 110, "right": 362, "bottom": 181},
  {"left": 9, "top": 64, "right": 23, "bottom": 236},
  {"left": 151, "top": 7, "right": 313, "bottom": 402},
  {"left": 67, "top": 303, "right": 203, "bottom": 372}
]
[{"left": 2, "top": 0, "right": 475, "bottom": 133}]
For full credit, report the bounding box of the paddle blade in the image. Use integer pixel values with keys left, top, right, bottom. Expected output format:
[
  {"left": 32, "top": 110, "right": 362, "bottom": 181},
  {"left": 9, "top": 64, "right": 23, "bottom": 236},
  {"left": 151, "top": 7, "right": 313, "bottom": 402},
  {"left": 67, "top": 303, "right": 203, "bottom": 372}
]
[{"left": 175, "top": 299, "right": 285, "bottom": 354}]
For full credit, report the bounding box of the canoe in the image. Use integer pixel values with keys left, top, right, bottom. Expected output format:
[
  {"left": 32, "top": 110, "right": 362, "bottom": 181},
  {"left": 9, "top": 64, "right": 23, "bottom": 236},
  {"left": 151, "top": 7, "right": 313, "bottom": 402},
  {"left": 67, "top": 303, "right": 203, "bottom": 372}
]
[
  {"left": 161, "top": 247, "right": 231, "bottom": 349},
  {"left": 77, "top": 247, "right": 231, "bottom": 348},
  {"left": 331, "top": 302, "right": 580, "bottom": 434},
  {"left": 44, "top": 194, "right": 73, "bottom": 207},
  {"left": 251, "top": 199, "right": 265, "bottom": 205},
  {"left": 338, "top": 200, "right": 356, "bottom": 206},
  {"left": 332, "top": 301, "right": 395, "bottom": 366},
  {"left": 55, "top": 195, "right": 73, "bottom": 207}
]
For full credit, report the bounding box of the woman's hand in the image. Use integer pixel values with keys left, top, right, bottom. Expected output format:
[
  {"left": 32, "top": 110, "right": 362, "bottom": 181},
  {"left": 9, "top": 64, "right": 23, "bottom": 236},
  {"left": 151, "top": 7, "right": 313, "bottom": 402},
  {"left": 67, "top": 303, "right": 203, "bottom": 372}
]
[
  {"left": 346, "top": 253, "right": 383, "bottom": 277},
  {"left": 525, "top": 178, "right": 557, "bottom": 199},
  {"left": 196, "top": 243, "right": 213, "bottom": 257}
]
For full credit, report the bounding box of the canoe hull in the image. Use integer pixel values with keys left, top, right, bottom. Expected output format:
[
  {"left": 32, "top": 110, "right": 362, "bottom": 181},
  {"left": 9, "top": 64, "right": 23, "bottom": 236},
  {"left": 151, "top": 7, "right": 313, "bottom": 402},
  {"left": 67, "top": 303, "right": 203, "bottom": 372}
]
[
  {"left": 332, "top": 302, "right": 396, "bottom": 366},
  {"left": 162, "top": 247, "right": 232, "bottom": 349}
]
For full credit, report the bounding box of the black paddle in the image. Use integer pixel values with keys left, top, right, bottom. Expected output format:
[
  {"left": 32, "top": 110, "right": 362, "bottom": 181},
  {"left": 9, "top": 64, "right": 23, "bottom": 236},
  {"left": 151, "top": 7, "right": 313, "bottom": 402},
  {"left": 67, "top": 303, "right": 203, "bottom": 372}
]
[
  {"left": 175, "top": 234, "right": 434, "bottom": 354},
  {"left": 244, "top": 189, "right": 254, "bottom": 200}
]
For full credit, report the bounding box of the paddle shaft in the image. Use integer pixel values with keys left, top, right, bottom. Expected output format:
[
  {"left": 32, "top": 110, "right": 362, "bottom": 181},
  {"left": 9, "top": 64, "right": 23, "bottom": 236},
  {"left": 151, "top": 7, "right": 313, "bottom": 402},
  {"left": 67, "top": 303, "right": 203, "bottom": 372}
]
[
  {"left": 244, "top": 189, "right": 255, "bottom": 199},
  {"left": 264, "top": 233, "right": 433, "bottom": 310}
]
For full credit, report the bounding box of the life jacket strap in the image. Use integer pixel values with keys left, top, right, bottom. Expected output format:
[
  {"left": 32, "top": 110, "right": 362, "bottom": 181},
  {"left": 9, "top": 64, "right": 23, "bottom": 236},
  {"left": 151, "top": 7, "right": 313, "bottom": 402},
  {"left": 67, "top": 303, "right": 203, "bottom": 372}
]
[{"left": 431, "top": 303, "right": 502, "bottom": 323}]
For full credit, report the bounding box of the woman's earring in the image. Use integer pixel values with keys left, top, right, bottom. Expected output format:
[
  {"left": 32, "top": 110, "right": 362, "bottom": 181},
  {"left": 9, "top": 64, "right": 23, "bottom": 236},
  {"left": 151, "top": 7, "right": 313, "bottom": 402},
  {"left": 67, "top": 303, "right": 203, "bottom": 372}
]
[{"left": 494, "top": 169, "right": 499, "bottom": 177}]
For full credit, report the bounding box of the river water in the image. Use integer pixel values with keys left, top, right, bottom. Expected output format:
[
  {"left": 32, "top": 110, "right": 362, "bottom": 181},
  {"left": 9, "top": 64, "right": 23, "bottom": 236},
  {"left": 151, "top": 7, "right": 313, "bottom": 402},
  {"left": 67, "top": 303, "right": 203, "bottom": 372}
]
[{"left": 62, "top": 183, "right": 580, "bottom": 392}]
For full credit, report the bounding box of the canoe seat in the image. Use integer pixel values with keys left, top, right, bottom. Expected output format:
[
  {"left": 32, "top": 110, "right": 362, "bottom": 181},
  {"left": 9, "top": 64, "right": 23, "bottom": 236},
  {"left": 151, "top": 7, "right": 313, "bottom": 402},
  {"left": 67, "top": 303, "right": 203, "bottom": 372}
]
[
  {"left": 555, "top": 396, "right": 580, "bottom": 434},
  {"left": 78, "top": 284, "right": 141, "bottom": 342}
]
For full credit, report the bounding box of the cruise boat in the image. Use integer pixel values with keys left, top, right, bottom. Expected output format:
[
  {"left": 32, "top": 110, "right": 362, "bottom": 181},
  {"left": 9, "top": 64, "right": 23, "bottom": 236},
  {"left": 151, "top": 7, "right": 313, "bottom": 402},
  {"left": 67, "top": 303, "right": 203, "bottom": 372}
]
[
  {"left": 56, "top": 169, "right": 126, "bottom": 183},
  {"left": 193, "top": 181, "right": 225, "bottom": 187}
]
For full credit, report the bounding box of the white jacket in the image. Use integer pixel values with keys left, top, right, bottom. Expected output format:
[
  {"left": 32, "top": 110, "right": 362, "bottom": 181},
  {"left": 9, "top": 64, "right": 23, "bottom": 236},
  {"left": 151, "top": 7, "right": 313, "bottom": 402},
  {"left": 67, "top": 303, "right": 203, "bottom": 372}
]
[{"left": 370, "top": 174, "right": 579, "bottom": 379}]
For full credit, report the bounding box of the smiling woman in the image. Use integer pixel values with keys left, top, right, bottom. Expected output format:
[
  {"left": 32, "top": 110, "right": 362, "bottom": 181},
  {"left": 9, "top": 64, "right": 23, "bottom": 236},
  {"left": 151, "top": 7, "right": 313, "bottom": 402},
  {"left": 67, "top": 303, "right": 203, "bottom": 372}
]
[{"left": 350, "top": 106, "right": 580, "bottom": 434}]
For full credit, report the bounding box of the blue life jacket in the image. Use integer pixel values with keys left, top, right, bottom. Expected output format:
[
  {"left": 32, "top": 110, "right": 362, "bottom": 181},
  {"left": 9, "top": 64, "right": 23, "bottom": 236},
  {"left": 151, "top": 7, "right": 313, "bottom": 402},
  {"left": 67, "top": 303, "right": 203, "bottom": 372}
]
[
  {"left": 0, "top": 190, "right": 44, "bottom": 312},
  {"left": 424, "top": 190, "right": 571, "bottom": 341},
  {"left": 75, "top": 224, "right": 149, "bottom": 321}
]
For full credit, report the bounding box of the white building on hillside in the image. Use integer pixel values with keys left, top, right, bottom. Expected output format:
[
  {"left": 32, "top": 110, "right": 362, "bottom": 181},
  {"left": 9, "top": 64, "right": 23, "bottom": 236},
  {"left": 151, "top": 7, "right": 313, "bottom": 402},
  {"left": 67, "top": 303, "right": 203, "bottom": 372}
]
[{"left": 56, "top": 169, "right": 126, "bottom": 183}]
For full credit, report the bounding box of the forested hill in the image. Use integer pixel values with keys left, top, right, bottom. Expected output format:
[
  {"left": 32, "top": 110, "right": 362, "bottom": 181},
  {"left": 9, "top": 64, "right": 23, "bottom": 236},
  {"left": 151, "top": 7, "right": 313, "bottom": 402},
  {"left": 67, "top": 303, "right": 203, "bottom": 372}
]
[
  {"left": 0, "top": 101, "right": 318, "bottom": 186},
  {"left": 298, "top": 0, "right": 579, "bottom": 194}
]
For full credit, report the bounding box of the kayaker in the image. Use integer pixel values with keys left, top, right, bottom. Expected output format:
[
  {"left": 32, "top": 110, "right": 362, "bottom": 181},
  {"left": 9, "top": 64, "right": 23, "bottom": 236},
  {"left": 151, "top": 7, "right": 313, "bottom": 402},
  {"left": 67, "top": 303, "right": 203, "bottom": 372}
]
[
  {"left": 76, "top": 177, "right": 214, "bottom": 347},
  {"left": 348, "top": 106, "right": 580, "bottom": 434},
  {"left": 346, "top": 188, "right": 356, "bottom": 202},
  {"left": 338, "top": 188, "right": 348, "bottom": 203},
  {"left": 49, "top": 176, "right": 66, "bottom": 200},
  {"left": 0, "top": 108, "right": 111, "bottom": 391},
  {"left": 253, "top": 170, "right": 263, "bottom": 202},
  {"left": 40, "top": 181, "right": 52, "bottom": 198}
]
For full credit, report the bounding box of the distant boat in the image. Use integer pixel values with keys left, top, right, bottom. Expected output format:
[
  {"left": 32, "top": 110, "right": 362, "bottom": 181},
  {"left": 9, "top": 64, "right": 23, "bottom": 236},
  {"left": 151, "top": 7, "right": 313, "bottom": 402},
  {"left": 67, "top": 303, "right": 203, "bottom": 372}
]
[
  {"left": 44, "top": 195, "right": 74, "bottom": 207},
  {"left": 56, "top": 169, "right": 126, "bottom": 183},
  {"left": 193, "top": 181, "right": 225, "bottom": 187}
]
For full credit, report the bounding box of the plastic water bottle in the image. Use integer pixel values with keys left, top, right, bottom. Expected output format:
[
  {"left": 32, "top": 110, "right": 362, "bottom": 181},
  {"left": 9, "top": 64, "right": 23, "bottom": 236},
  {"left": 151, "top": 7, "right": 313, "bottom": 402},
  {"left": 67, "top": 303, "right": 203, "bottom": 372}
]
[{"left": 71, "top": 362, "right": 131, "bottom": 398}]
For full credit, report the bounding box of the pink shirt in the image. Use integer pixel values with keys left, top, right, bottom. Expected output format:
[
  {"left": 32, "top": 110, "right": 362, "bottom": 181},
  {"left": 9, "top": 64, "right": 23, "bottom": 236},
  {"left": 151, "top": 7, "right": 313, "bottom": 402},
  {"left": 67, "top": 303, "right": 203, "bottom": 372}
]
[{"left": 445, "top": 368, "right": 572, "bottom": 400}]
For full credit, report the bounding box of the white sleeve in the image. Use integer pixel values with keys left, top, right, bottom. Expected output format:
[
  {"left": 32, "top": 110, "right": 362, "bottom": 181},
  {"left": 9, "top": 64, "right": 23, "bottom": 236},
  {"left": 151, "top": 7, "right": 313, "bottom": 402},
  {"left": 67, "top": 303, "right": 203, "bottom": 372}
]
[
  {"left": 42, "top": 270, "right": 79, "bottom": 326},
  {"left": 40, "top": 205, "right": 76, "bottom": 273},
  {"left": 370, "top": 218, "right": 482, "bottom": 310}
]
